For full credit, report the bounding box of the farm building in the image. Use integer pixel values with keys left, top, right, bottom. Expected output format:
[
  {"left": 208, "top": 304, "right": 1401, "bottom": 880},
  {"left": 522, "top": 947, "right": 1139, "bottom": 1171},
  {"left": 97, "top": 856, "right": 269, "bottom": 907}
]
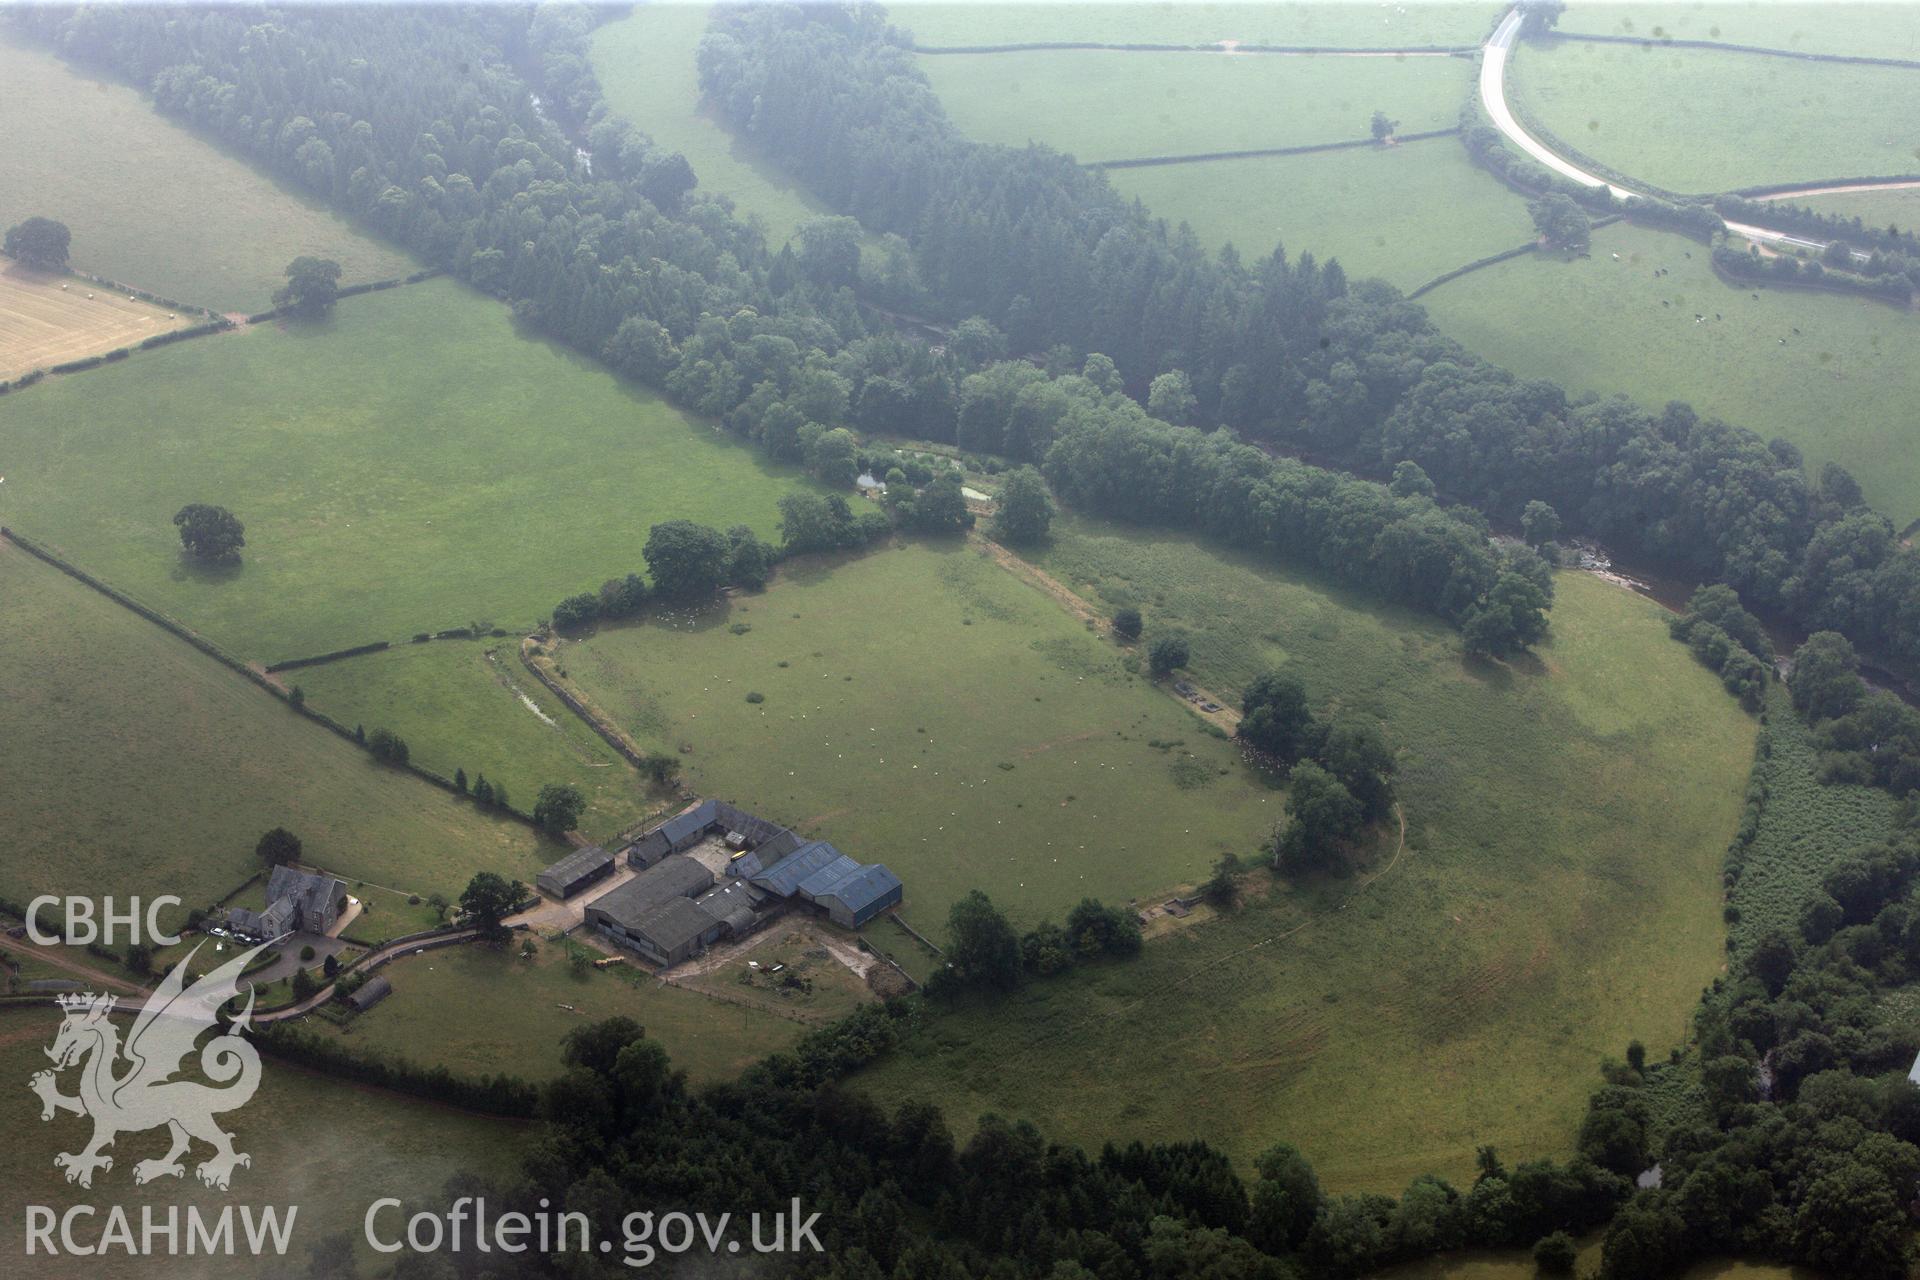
[
  {"left": 227, "top": 865, "right": 348, "bottom": 942},
  {"left": 536, "top": 845, "right": 615, "bottom": 899},
  {"left": 592, "top": 798, "right": 903, "bottom": 966},
  {"left": 346, "top": 975, "right": 392, "bottom": 1012}
]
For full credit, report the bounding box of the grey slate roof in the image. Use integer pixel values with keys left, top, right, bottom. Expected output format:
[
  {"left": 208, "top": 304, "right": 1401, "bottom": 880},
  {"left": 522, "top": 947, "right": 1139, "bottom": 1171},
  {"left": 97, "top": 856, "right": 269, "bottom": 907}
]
[{"left": 588, "top": 856, "right": 714, "bottom": 930}]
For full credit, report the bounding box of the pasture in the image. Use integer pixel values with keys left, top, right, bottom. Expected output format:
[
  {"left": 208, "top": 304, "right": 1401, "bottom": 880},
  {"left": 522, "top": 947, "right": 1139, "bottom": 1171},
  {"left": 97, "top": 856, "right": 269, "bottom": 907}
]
[
  {"left": 892, "top": 1, "right": 1501, "bottom": 50},
  {"left": 0, "top": 265, "right": 193, "bottom": 381},
  {"left": 0, "top": 1007, "right": 524, "bottom": 1280},
  {"left": 0, "top": 541, "right": 557, "bottom": 918},
  {"left": 0, "top": 35, "right": 412, "bottom": 312},
  {"left": 1107, "top": 139, "right": 1535, "bottom": 288},
  {"left": 0, "top": 278, "right": 816, "bottom": 661},
  {"left": 1506, "top": 38, "right": 1920, "bottom": 192},
  {"left": 1796, "top": 183, "right": 1920, "bottom": 231},
  {"left": 560, "top": 539, "right": 1283, "bottom": 930},
  {"left": 1554, "top": 1, "right": 1920, "bottom": 62},
  {"left": 1421, "top": 220, "right": 1920, "bottom": 527},
  {"left": 291, "top": 638, "right": 659, "bottom": 842},
  {"left": 855, "top": 521, "right": 1755, "bottom": 1192},
  {"left": 590, "top": 1, "right": 838, "bottom": 247},
  {"left": 920, "top": 47, "right": 1474, "bottom": 161},
  {"left": 306, "top": 939, "right": 809, "bottom": 1085}
]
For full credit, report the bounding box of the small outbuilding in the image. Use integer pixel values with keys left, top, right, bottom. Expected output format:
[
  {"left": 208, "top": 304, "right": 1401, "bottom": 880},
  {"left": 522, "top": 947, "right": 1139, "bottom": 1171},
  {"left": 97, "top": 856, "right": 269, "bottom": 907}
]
[
  {"left": 536, "top": 845, "right": 615, "bottom": 899},
  {"left": 346, "top": 975, "right": 393, "bottom": 1012}
]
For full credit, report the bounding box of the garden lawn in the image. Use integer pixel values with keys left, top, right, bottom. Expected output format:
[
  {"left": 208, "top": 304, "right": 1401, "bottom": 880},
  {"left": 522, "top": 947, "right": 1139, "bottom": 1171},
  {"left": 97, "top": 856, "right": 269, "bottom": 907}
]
[
  {"left": 1506, "top": 37, "right": 1920, "bottom": 193},
  {"left": 1555, "top": 2, "right": 1920, "bottom": 62},
  {"left": 0, "top": 35, "right": 413, "bottom": 312},
  {"left": 0, "top": 278, "right": 816, "bottom": 662},
  {"left": 1421, "top": 220, "right": 1920, "bottom": 528},
  {"left": 306, "top": 939, "right": 807, "bottom": 1085},
  {"left": 854, "top": 519, "right": 1756, "bottom": 1192},
  {"left": 893, "top": 2, "right": 1501, "bottom": 50},
  {"left": 0, "top": 1007, "right": 525, "bottom": 1279},
  {"left": 590, "top": 1, "right": 839, "bottom": 247},
  {"left": 1107, "top": 139, "right": 1535, "bottom": 289},
  {"left": 562, "top": 539, "right": 1284, "bottom": 930},
  {"left": 0, "top": 541, "right": 557, "bottom": 917},
  {"left": 921, "top": 47, "right": 1474, "bottom": 161},
  {"left": 292, "top": 638, "right": 661, "bottom": 843}
]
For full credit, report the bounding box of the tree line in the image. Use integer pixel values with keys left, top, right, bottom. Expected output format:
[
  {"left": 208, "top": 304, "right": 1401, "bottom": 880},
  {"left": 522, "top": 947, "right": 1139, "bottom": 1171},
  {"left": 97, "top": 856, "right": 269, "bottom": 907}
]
[{"left": 698, "top": 2, "right": 1920, "bottom": 677}]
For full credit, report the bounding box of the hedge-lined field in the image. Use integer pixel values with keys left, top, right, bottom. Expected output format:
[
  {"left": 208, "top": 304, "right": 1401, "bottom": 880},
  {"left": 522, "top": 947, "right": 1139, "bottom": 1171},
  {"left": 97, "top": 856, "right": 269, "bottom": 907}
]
[
  {"left": 893, "top": 1, "right": 1501, "bottom": 49},
  {"left": 0, "top": 541, "right": 556, "bottom": 915},
  {"left": 0, "top": 1008, "right": 524, "bottom": 1280},
  {"left": 562, "top": 539, "right": 1283, "bottom": 929},
  {"left": 1798, "top": 183, "right": 1920, "bottom": 230},
  {"left": 1554, "top": 2, "right": 1920, "bottom": 61},
  {"left": 0, "top": 266, "right": 195, "bottom": 380},
  {"left": 0, "top": 279, "right": 817, "bottom": 661},
  {"left": 309, "top": 940, "right": 811, "bottom": 1085},
  {"left": 291, "top": 637, "right": 659, "bottom": 841},
  {"left": 1107, "top": 139, "right": 1534, "bottom": 289},
  {"left": 1422, "top": 220, "right": 1920, "bottom": 527},
  {"left": 0, "top": 36, "right": 413, "bottom": 311},
  {"left": 1507, "top": 37, "right": 1920, "bottom": 193},
  {"left": 857, "top": 523, "right": 1755, "bottom": 1192},
  {"left": 920, "top": 47, "right": 1473, "bottom": 161},
  {"left": 590, "top": 1, "right": 838, "bottom": 247}
]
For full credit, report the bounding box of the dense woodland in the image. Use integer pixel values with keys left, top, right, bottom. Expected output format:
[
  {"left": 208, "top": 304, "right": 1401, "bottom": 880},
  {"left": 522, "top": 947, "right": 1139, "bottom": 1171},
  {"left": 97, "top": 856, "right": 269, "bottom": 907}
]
[
  {"left": 11, "top": 3, "right": 1920, "bottom": 1276},
  {"left": 699, "top": 3, "right": 1920, "bottom": 676}
]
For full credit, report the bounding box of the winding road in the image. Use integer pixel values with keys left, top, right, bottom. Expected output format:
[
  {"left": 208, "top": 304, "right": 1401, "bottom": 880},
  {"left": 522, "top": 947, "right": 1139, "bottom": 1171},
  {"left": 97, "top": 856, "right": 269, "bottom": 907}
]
[{"left": 1479, "top": 8, "right": 1916, "bottom": 257}]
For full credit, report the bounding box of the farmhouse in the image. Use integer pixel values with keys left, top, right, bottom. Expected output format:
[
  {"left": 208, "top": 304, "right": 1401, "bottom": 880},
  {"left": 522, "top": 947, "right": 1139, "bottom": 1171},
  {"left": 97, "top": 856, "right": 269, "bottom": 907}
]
[
  {"left": 535, "top": 845, "right": 614, "bottom": 899},
  {"left": 587, "top": 800, "right": 902, "bottom": 966},
  {"left": 227, "top": 865, "right": 348, "bottom": 942}
]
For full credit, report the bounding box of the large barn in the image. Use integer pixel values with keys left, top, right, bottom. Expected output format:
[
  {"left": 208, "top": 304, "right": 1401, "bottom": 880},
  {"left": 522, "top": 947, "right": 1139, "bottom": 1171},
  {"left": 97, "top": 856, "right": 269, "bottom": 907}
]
[{"left": 535, "top": 845, "right": 615, "bottom": 899}]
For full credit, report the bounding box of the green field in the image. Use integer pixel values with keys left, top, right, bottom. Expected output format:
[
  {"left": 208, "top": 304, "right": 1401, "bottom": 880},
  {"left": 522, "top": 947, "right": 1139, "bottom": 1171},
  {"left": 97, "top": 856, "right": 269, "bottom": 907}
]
[
  {"left": 562, "top": 539, "right": 1284, "bottom": 930},
  {"left": 0, "top": 541, "right": 557, "bottom": 915},
  {"left": 1108, "top": 139, "right": 1535, "bottom": 288},
  {"left": 855, "top": 520, "right": 1755, "bottom": 1192},
  {"left": 307, "top": 938, "right": 809, "bottom": 1085},
  {"left": 1555, "top": 1, "right": 1920, "bottom": 61},
  {"left": 1797, "top": 183, "right": 1920, "bottom": 231},
  {"left": 0, "top": 1007, "right": 524, "bottom": 1279},
  {"left": 893, "top": 1, "right": 1502, "bottom": 49},
  {"left": 0, "top": 278, "right": 816, "bottom": 661},
  {"left": 922, "top": 47, "right": 1473, "bottom": 161},
  {"left": 1422, "top": 220, "right": 1920, "bottom": 527},
  {"left": 0, "top": 35, "right": 413, "bottom": 312},
  {"left": 291, "top": 638, "right": 661, "bottom": 842},
  {"left": 1508, "top": 37, "right": 1920, "bottom": 193},
  {"left": 591, "top": 1, "right": 840, "bottom": 247}
]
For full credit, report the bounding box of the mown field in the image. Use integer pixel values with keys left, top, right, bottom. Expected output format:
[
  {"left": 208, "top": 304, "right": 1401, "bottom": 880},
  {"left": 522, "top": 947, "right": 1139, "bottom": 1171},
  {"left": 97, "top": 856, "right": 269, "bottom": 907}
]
[
  {"left": 292, "top": 638, "right": 659, "bottom": 842},
  {"left": 0, "top": 541, "right": 557, "bottom": 917},
  {"left": 0, "top": 265, "right": 193, "bottom": 380},
  {"left": 305, "top": 938, "right": 810, "bottom": 1085},
  {"left": 1554, "top": 1, "right": 1920, "bottom": 61},
  {"left": 893, "top": 1, "right": 1502, "bottom": 49},
  {"left": 590, "top": 1, "right": 839, "bottom": 247},
  {"left": 920, "top": 47, "right": 1473, "bottom": 161},
  {"left": 1108, "top": 138, "right": 1534, "bottom": 288},
  {"left": 0, "top": 278, "right": 816, "bottom": 662},
  {"left": 1507, "top": 37, "right": 1920, "bottom": 192},
  {"left": 854, "top": 520, "right": 1756, "bottom": 1192},
  {"left": 1421, "top": 220, "right": 1920, "bottom": 527},
  {"left": 0, "top": 1007, "right": 525, "bottom": 1279},
  {"left": 562, "top": 539, "right": 1284, "bottom": 931},
  {"left": 0, "top": 36, "right": 412, "bottom": 312}
]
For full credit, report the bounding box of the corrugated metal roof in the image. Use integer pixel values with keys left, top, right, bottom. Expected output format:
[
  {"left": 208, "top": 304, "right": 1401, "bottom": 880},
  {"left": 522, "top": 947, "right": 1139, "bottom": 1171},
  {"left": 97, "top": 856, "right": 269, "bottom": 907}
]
[
  {"left": 816, "top": 864, "right": 903, "bottom": 913},
  {"left": 796, "top": 855, "right": 864, "bottom": 901},
  {"left": 632, "top": 896, "right": 721, "bottom": 953},
  {"left": 750, "top": 841, "right": 848, "bottom": 897},
  {"left": 587, "top": 856, "right": 714, "bottom": 929},
  {"left": 539, "top": 845, "right": 611, "bottom": 885}
]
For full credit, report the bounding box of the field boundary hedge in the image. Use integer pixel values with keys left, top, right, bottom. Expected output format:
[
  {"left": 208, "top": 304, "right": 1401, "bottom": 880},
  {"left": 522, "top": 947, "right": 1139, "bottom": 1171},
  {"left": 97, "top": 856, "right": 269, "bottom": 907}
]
[
  {"left": 0, "top": 527, "right": 544, "bottom": 828},
  {"left": 1407, "top": 241, "right": 1540, "bottom": 298},
  {"left": 265, "top": 640, "right": 392, "bottom": 673},
  {"left": 1552, "top": 30, "right": 1920, "bottom": 72},
  {"left": 518, "top": 640, "right": 657, "bottom": 774},
  {"left": 913, "top": 40, "right": 1477, "bottom": 56},
  {"left": 1087, "top": 127, "right": 1457, "bottom": 170}
]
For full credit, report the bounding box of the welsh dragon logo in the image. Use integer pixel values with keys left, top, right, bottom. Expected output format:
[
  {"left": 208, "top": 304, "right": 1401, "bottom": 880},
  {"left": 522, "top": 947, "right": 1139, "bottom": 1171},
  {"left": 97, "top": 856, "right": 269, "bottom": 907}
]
[{"left": 30, "top": 943, "right": 267, "bottom": 1190}]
